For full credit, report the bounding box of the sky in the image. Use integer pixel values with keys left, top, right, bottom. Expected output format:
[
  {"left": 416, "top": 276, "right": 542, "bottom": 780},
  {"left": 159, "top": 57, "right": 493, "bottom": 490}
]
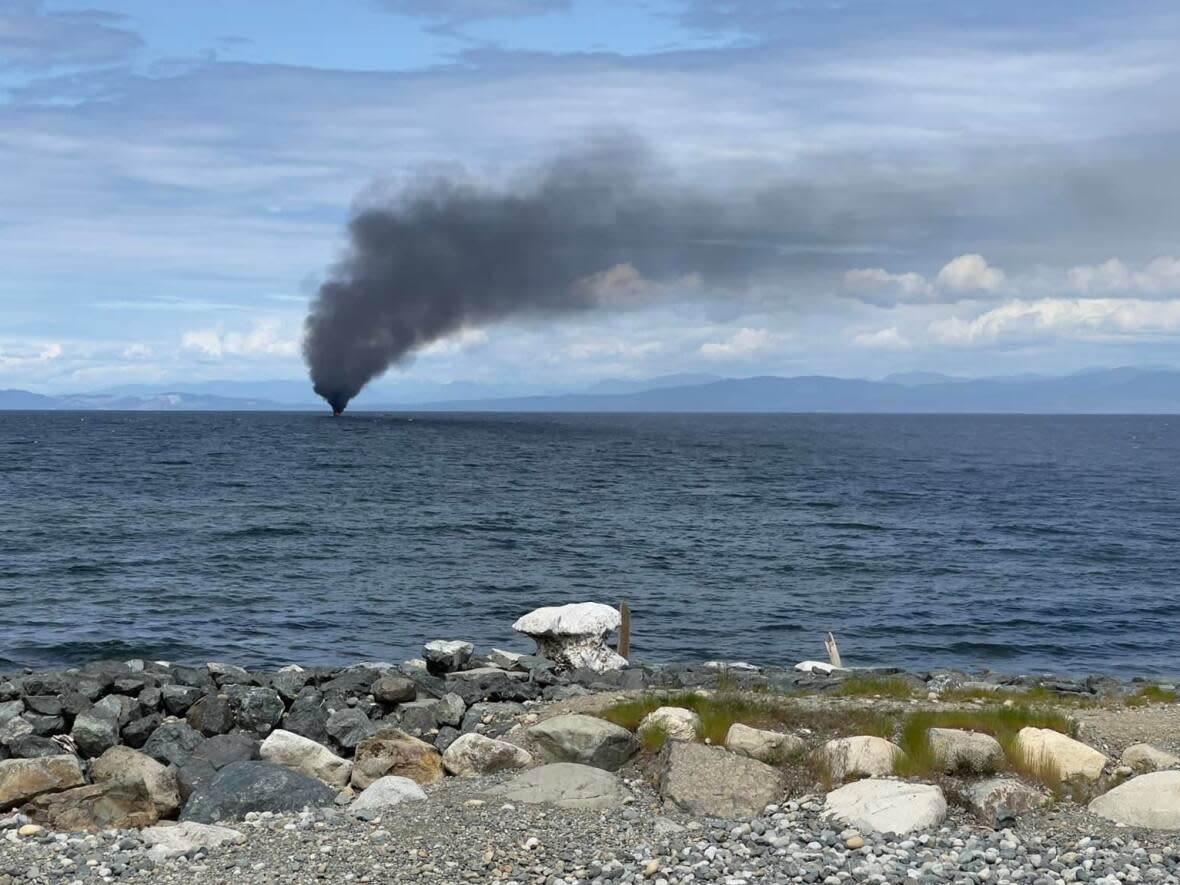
[{"left": 2, "top": 0, "right": 1180, "bottom": 395}]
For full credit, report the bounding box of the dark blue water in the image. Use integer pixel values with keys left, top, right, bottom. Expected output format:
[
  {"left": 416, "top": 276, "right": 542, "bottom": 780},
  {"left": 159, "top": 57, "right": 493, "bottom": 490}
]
[{"left": 1, "top": 412, "right": 1177, "bottom": 676}]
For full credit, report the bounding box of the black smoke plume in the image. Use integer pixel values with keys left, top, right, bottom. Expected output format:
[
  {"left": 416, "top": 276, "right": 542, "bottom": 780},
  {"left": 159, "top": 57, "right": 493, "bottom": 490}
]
[{"left": 303, "top": 135, "right": 852, "bottom": 413}]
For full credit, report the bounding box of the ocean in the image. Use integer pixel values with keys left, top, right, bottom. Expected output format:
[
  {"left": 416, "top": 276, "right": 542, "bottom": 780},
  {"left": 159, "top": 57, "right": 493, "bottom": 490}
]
[{"left": 1, "top": 411, "right": 1177, "bottom": 676}]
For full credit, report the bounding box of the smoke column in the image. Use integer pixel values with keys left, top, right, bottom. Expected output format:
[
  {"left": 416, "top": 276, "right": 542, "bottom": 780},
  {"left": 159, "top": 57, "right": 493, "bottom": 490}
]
[{"left": 304, "top": 136, "right": 799, "bottom": 413}]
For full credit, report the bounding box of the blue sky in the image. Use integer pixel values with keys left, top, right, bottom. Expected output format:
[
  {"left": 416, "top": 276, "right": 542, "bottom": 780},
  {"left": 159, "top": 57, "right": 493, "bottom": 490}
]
[{"left": 2, "top": 0, "right": 1180, "bottom": 395}]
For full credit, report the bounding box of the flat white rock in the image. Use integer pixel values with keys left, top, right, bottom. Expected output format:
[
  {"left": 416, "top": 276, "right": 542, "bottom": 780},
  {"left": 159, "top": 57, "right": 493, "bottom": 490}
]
[
  {"left": 1089, "top": 771, "right": 1180, "bottom": 829},
  {"left": 141, "top": 821, "right": 245, "bottom": 861},
  {"left": 350, "top": 776, "right": 428, "bottom": 815},
  {"left": 826, "top": 778, "right": 947, "bottom": 834},
  {"left": 1013, "top": 727, "right": 1107, "bottom": 781}
]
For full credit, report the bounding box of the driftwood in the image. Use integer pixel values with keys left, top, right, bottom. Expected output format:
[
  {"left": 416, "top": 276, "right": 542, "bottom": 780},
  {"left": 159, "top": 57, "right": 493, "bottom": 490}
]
[
  {"left": 617, "top": 601, "right": 631, "bottom": 660},
  {"left": 825, "top": 631, "right": 843, "bottom": 668}
]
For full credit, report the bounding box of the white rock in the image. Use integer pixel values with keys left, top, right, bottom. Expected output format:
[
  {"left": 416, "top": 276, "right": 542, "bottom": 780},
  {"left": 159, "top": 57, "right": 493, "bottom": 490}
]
[
  {"left": 826, "top": 779, "right": 947, "bottom": 834},
  {"left": 1122, "top": 744, "right": 1180, "bottom": 773},
  {"left": 927, "top": 728, "right": 1004, "bottom": 773},
  {"left": 724, "top": 723, "right": 804, "bottom": 764},
  {"left": 442, "top": 733, "right": 533, "bottom": 777},
  {"left": 1013, "top": 727, "right": 1107, "bottom": 781},
  {"left": 260, "top": 729, "right": 353, "bottom": 789},
  {"left": 639, "top": 707, "right": 700, "bottom": 743},
  {"left": 422, "top": 640, "right": 474, "bottom": 674},
  {"left": 962, "top": 777, "right": 1049, "bottom": 826},
  {"left": 490, "top": 763, "right": 631, "bottom": 810},
  {"left": 488, "top": 649, "right": 525, "bottom": 670},
  {"left": 350, "top": 776, "right": 427, "bottom": 816},
  {"left": 511, "top": 603, "right": 626, "bottom": 673},
  {"left": 814, "top": 736, "right": 905, "bottom": 782},
  {"left": 141, "top": 821, "right": 245, "bottom": 861},
  {"left": 1089, "top": 771, "right": 1180, "bottom": 829},
  {"left": 795, "top": 661, "right": 838, "bottom": 674}
]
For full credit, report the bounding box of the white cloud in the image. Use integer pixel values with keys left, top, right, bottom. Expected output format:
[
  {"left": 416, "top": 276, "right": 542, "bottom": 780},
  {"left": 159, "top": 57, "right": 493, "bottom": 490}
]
[
  {"left": 565, "top": 338, "right": 662, "bottom": 360},
  {"left": 929, "top": 297, "right": 1180, "bottom": 346},
  {"left": 843, "top": 268, "right": 933, "bottom": 306},
  {"left": 699, "top": 327, "right": 772, "bottom": 360},
  {"left": 852, "top": 326, "right": 910, "bottom": 350},
  {"left": 181, "top": 320, "right": 297, "bottom": 358},
  {"left": 0, "top": 341, "right": 61, "bottom": 367},
  {"left": 420, "top": 327, "right": 489, "bottom": 356},
  {"left": 1067, "top": 256, "right": 1180, "bottom": 296},
  {"left": 935, "top": 254, "right": 1008, "bottom": 293}
]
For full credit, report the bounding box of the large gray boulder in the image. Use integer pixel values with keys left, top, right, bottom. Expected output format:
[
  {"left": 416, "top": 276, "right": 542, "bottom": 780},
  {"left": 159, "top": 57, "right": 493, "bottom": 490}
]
[
  {"left": 0, "top": 755, "right": 86, "bottom": 811},
  {"left": 142, "top": 721, "right": 205, "bottom": 768},
  {"left": 825, "top": 779, "right": 947, "bottom": 834},
  {"left": 927, "top": 728, "right": 1004, "bottom": 774},
  {"left": 526, "top": 714, "right": 639, "bottom": 771},
  {"left": 180, "top": 761, "right": 336, "bottom": 824},
  {"left": 724, "top": 723, "right": 803, "bottom": 765},
  {"left": 963, "top": 777, "right": 1048, "bottom": 827},
  {"left": 659, "top": 742, "right": 783, "bottom": 819},
  {"left": 1089, "top": 771, "right": 1180, "bottom": 829},
  {"left": 1122, "top": 744, "right": 1180, "bottom": 773},
  {"left": 814, "top": 736, "right": 904, "bottom": 782},
  {"left": 512, "top": 603, "right": 626, "bottom": 673},
  {"left": 490, "top": 763, "right": 631, "bottom": 810},
  {"left": 443, "top": 733, "right": 533, "bottom": 777}
]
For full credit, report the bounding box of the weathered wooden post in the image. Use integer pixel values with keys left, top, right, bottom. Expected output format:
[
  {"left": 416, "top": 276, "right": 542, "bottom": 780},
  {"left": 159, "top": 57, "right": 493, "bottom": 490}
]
[
  {"left": 618, "top": 601, "right": 631, "bottom": 660},
  {"left": 825, "top": 631, "right": 843, "bottom": 668}
]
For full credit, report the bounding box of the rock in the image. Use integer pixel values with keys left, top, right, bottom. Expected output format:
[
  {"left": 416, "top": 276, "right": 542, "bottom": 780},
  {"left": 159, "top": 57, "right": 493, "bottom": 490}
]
[
  {"left": 349, "top": 776, "right": 427, "bottom": 817},
  {"left": 186, "top": 695, "right": 234, "bottom": 737},
  {"left": 161, "top": 685, "right": 202, "bottom": 716},
  {"left": 180, "top": 760, "right": 336, "bottom": 824},
  {"left": 442, "top": 733, "right": 533, "bottom": 777},
  {"left": 795, "top": 661, "right": 839, "bottom": 675},
  {"left": 23, "top": 781, "right": 159, "bottom": 832},
  {"left": 393, "top": 700, "right": 443, "bottom": 737},
  {"left": 23, "top": 713, "right": 63, "bottom": 736},
  {"left": 140, "top": 820, "right": 246, "bottom": 861},
  {"left": 963, "top": 777, "right": 1049, "bottom": 827},
  {"left": 269, "top": 668, "right": 309, "bottom": 703},
  {"left": 639, "top": 707, "right": 700, "bottom": 743},
  {"left": 325, "top": 708, "right": 377, "bottom": 751},
  {"left": 423, "top": 640, "right": 474, "bottom": 675},
  {"left": 825, "top": 779, "right": 947, "bottom": 835},
  {"left": 814, "top": 736, "right": 904, "bottom": 782},
  {"left": 282, "top": 689, "right": 331, "bottom": 745},
  {"left": 488, "top": 649, "right": 525, "bottom": 670},
  {"left": 372, "top": 676, "right": 416, "bottom": 706},
  {"left": 90, "top": 746, "right": 181, "bottom": 818},
  {"left": 260, "top": 729, "right": 352, "bottom": 789},
  {"left": 70, "top": 709, "right": 120, "bottom": 758},
  {"left": 175, "top": 758, "right": 218, "bottom": 804},
  {"left": 491, "top": 762, "right": 631, "bottom": 810},
  {"left": 927, "top": 728, "right": 1004, "bottom": 773},
  {"left": 93, "top": 693, "right": 139, "bottom": 727},
  {"left": 526, "top": 714, "right": 639, "bottom": 771},
  {"left": 444, "top": 668, "right": 531, "bottom": 705},
  {"left": 351, "top": 728, "right": 444, "bottom": 790},
  {"left": 6, "top": 735, "right": 64, "bottom": 759},
  {"left": 512, "top": 603, "right": 626, "bottom": 673},
  {"left": 207, "top": 662, "right": 252, "bottom": 686},
  {"left": 122, "top": 714, "right": 162, "bottom": 749},
  {"left": 22, "top": 697, "right": 61, "bottom": 717},
  {"left": 460, "top": 701, "right": 526, "bottom": 737},
  {"left": 1089, "top": 771, "right": 1180, "bottom": 829},
  {"left": 434, "top": 726, "right": 461, "bottom": 753},
  {"left": 1122, "top": 743, "right": 1180, "bottom": 773},
  {"left": 1013, "top": 727, "right": 1107, "bottom": 781},
  {"left": 658, "top": 742, "right": 783, "bottom": 819},
  {"left": 724, "top": 723, "right": 804, "bottom": 765},
  {"left": 0, "top": 701, "right": 23, "bottom": 723},
  {"left": 191, "top": 733, "right": 259, "bottom": 770},
  {"left": 436, "top": 693, "right": 466, "bottom": 728},
  {"left": 142, "top": 721, "right": 205, "bottom": 767},
  {"left": 0, "top": 756, "right": 86, "bottom": 811},
  {"left": 0, "top": 716, "right": 32, "bottom": 746},
  {"left": 227, "top": 686, "right": 285, "bottom": 736}
]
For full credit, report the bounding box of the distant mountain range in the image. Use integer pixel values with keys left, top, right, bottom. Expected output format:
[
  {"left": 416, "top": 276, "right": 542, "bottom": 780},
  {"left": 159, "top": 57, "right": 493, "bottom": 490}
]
[{"left": 3, "top": 367, "right": 1179, "bottom": 413}]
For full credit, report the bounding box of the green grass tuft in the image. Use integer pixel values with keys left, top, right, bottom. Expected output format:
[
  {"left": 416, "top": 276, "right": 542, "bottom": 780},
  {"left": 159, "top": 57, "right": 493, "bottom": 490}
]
[{"left": 835, "top": 675, "right": 917, "bottom": 700}]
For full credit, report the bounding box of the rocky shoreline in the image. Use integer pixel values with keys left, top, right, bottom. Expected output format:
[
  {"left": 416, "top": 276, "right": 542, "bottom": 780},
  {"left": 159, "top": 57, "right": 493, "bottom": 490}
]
[{"left": 2, "top": 603, "right": 1180, "bottom": 884}]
